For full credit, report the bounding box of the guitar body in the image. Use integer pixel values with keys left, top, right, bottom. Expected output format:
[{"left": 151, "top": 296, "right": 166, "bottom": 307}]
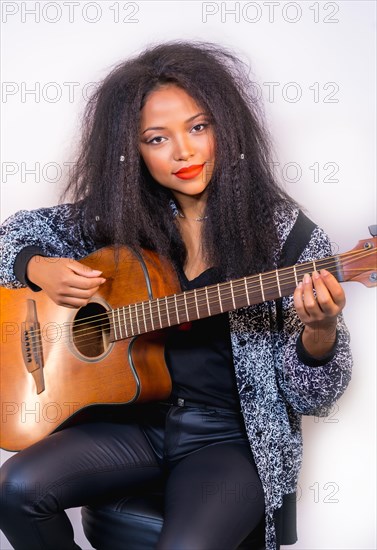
[{"left": 0, "top": 246, "right": 180, "bottom": 451}]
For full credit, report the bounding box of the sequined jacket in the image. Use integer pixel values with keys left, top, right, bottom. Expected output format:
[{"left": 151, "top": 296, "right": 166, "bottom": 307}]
[{"left": 0, "top": 203, "right": 352, "bottom": 549}]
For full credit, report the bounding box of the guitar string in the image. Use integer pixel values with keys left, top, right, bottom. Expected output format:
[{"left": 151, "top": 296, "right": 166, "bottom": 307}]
[
  {"left": 37, "top": 246, "right": 375, "bottom": 330},
  {"left": 55, "top": 245, "right": 377, "bottom": 333},
  {"left": 23, "top": 247, "right": 376, "bottom": 352},
  {"left": 23, "top": 254, "right": 343, "bottom": 346},
  {"left": 24, "top": 247, "right": 376, "bottom": 350},
  {"left": 24, "top": 248, "right": 376, "bottom": 357},
  {"left": 25, "top": 273, "right": 376, "bottom": 355}
]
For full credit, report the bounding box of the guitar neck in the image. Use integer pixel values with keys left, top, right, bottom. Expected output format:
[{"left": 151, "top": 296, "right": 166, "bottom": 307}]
[{"left": 109, "top": 254, "right": 343, "bottom": 341}]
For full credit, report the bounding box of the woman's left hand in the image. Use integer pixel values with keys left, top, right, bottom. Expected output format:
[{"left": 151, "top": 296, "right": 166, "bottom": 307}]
[{"left": 293, "top": 269, "right": 346, "bottom": 358}]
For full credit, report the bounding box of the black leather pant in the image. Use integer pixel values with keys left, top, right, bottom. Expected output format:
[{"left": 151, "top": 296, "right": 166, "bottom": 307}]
[{"left": 0, "top": 403, "right": 265, "bottom": 550}]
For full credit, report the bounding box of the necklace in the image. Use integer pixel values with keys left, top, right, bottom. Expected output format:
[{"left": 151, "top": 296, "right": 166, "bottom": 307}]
[{"left": 177, "top": 211, "right": 208, "bottom": 222}]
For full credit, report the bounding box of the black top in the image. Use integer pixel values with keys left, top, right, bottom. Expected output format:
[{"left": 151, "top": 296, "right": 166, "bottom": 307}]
[{"left": 165, "top": 267, "right": 241, "bottom": 410}]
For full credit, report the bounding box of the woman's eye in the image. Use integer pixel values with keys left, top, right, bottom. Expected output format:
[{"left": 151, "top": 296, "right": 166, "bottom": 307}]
[
  {"left": 191, "top": 123, "right": 208, "bottom": 133},
  {"left": 147, "top": 136, "right": 166, "bottom": 145}
]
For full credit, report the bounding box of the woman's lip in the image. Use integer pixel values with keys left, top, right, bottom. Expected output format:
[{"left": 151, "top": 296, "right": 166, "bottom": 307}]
[{"left": 173, "top": 164, "right": 204, "bottom": 180}]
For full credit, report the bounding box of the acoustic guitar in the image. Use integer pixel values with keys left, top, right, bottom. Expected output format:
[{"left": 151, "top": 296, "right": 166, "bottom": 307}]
[{"left": 1, "top": 235, "right": 376, "bottom": 451}]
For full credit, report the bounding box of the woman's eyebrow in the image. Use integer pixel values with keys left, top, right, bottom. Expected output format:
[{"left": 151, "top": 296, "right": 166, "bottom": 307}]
[
  {"left": 141, "top": 112, "right": 208, "bottom": 135},
  {"left": 186, "top": 112, "right": 208, "bottom": 123}
]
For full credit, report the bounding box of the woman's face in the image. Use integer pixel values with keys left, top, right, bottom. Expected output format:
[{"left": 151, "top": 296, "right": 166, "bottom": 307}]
[{"left": 139, "top": 84, "right": 215, "bottom": 203}]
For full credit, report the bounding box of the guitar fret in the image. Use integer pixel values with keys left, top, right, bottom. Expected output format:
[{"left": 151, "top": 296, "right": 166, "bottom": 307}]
[
  {"left": 183, "top": 292, "right": 189, "bottom": 321},
  {"left": 276, "top": 269, "right": 281, "bottom": 298},
  {"left": 194, "top": 289, "right": 200, "bottom": 319},
  {"left": 205, "top": 287, "right": 211, "bottom": 315},
  {"left": 217, "top": 284, "right": 223, "bottom": 313},
  {"left": 156, "top": 299, "right": 162, "bottom": 328},
  {"left": 312, "top": 259, "right": 317, "bottom": 272},
  {"left": 165, "top": 297, "right": 171, "bottom": 326},
  {"left": 259, "top": 274, "right": 265, "bottom": 302},
  {"left": 244, "top": 277, "right": 250, "bottom": 306},
  {"left": 122, "top": 307, "right": 129, "bottom": 338},
  {"left": 128, "top": 304, "right": 134, "bottom": 335},
  {"left": 174, "top": 295, "right": 180, "bottom": 324},
  {"left": 230, "top": 281, "right": 236, "bottom": 309},
  {"left": 141, "top": 301, "right": 147, "bottom": 333},
  {"left": 149, "top": 301, "right": 155, "bottom": 331},
  {"left": 117, "top": 309, "right": 123, "bottom": 339},
  {"left": 296, "top": 264, "right": 306, "bottom": 281},
  {"left": 293, "top": 265, "right": 298, "bottom": 287},
  {"left": 134, "top": 303, "right": 140, "bottom": 335}
]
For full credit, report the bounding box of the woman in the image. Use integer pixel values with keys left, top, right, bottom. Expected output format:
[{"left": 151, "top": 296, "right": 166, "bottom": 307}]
[{"left": 0, "top": 41, "right": 352, "bottom": 549}]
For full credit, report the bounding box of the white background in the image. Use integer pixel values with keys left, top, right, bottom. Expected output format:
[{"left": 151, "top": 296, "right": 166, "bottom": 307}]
[{"left": 1, "top": 1, "right": 376, "bottom": 548}]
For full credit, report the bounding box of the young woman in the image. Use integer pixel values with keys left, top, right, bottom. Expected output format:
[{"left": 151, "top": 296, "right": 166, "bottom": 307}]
[{"left": 0, "top": 42, "right": 352, "bottom": 550}]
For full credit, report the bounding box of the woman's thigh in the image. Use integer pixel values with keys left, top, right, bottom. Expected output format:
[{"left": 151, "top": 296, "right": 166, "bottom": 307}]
[
  {"left": 0, "top": 421, "right": 162, "bottom": 513},
  {"left": 157, "top": 441, "right": 265, "bottom": 550}
]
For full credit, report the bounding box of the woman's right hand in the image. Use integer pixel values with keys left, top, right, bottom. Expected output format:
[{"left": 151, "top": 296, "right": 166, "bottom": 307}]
[{"left": 26, "top": 255, "right": 106, "bottom": 308}]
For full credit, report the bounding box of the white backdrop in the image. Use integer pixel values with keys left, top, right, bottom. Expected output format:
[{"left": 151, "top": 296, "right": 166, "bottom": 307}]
[{"left": 1, "top": 1, "right": 376, "bottom": 549}]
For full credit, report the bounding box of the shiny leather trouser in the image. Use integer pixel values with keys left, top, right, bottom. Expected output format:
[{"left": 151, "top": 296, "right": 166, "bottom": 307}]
[{"left": 0, "top": 403, "right": 265, "bottom": 550}]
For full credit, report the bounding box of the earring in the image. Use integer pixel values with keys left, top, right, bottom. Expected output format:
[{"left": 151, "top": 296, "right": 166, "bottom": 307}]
[
  {"left": 120, "top": 155, "right": 125, "bottom": 162},
  {"left": 240, "top": 153, "right": 245, "bottom": 160}
]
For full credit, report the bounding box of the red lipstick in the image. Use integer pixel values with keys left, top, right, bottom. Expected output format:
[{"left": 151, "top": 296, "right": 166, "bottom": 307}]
[{"left": 173, "top": 164, "right": 204, "bottom": 180}]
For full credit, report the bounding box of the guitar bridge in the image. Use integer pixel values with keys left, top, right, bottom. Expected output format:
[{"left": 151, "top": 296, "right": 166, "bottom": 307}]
[{"left": 21, "top": 299, "right": 45, "bottom": 394}]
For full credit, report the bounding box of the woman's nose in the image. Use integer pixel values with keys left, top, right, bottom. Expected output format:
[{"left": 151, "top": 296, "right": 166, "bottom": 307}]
[{"left": 173, "top": 136, "right": 195, "bottom": 161}]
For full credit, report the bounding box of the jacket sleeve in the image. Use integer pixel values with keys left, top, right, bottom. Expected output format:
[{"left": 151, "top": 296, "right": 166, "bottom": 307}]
[
  {"left": 0, "top": 203, "right": 98, "bottom": 288},
  {"left": 275, "top": 226, "right": 352, "bottom": 416}
]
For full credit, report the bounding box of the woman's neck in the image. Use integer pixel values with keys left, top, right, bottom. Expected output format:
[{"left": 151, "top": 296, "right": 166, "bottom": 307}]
[
  {"left": 176, "top": 216, "right": 209, "bottom": 280},
  {"left": 172, "top": 190, "right": 208, "bottom": 222}
]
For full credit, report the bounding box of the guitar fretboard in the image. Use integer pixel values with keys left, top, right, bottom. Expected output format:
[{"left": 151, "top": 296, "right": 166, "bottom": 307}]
[{"left": 108, "top": 256, "right": 341, "bottom": 341}]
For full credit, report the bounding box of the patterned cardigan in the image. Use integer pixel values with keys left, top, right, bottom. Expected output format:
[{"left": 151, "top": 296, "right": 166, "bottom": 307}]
[{"left": 0, "top": 203, "right": 352, "bottom": 549}]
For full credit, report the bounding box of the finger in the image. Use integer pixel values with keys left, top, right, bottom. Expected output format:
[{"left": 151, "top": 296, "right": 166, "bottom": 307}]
[
  {"left": 59, "top": 285, "right": 102, "bottom": 300},
  {"left": 55, "top": 269, "right": 105, "bottom": 291},
  {"left": 319, "top": 269, "right": 346, "bottom": 308},
  {"left": 67, "top": 275, "right": 106, "bottom": 291},
  {"left": 56, "top": 283, "right": 104, "bottom": 307},
  {"left": 293, "top": 281, "right": 310, "bottom": 322},
  {"left": 68, "top": 260, "right": 105, "bottom": 279},
  {"left": 301, "top": 273, "right": 319, "bottom": 313},
  {"left": 311, "top": 271, "right": 342, "bottom": 315}
]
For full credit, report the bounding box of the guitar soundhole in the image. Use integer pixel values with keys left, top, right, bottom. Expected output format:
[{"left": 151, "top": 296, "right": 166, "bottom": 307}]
[{"left": 72, "top": 302, "right": 110, "bottom": 358}]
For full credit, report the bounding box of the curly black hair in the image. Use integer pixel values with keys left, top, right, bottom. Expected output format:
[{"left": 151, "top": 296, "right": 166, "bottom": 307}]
[{"left": 64, "top": 41, "right": 296, "bottom": 280}]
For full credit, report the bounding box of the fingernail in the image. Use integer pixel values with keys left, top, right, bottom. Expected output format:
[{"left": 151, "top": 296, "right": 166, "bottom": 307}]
[
  {"left": 313, "top": 270, "right": 320, "bottom": 279},
  {"left": 321, "top": 269, "right": 329, "bottom": 277},
  {"left": 303, "top": 273, "right": 311, "bottom": 284}
]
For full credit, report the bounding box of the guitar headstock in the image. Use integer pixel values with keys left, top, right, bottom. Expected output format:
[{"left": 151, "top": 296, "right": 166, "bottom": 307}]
[{"left": 341, "top": 236, "right": 377, "bottom": 287}]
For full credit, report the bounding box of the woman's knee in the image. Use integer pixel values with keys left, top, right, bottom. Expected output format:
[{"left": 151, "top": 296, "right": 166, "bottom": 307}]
[
  {"left": 1, "top": 454, "right": 41, "bottom": 512},
  {"left": 0, "top": 450, "right": 62, "bottom": 520},
  {"left": 0, "top": 457, "right": 32, "bottom": 527}
]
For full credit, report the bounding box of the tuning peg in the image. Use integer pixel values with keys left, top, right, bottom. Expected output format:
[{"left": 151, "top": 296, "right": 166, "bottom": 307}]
[{"left": 368, "top": 225, "right": 377, "bottom": 237}]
